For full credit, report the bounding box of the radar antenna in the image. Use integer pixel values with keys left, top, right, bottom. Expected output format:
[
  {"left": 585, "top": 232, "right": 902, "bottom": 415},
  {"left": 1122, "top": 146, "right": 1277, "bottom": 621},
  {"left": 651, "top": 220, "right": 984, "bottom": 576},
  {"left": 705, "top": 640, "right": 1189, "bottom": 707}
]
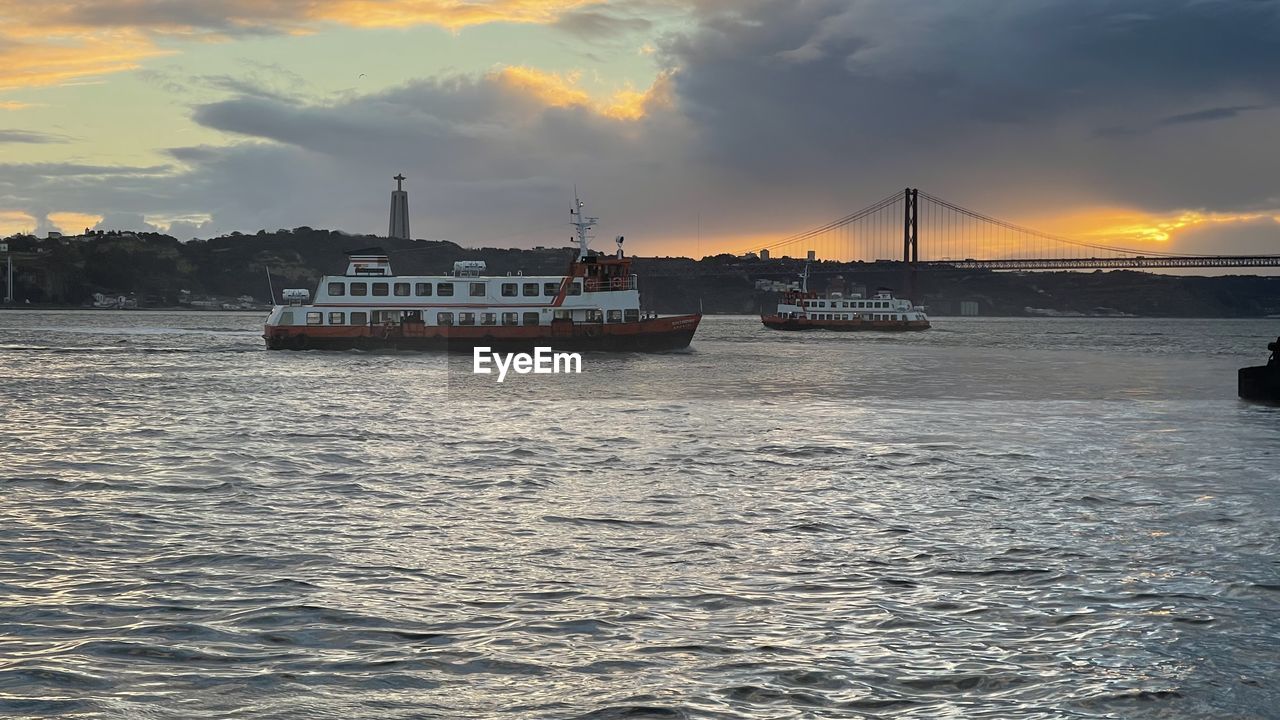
[{"left": 570, "top": 188, "right": 599, "bottom": 261}]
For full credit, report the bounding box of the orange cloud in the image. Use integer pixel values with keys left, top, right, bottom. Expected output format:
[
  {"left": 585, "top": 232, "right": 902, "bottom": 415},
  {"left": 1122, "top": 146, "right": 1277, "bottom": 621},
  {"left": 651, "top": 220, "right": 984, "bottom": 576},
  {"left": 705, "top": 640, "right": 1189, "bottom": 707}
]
[
  {"left": 314, "top": 0, "right": 592, "bottom": 30},
  {"left": 0, "top": 29, "right": 168, "bottom": 91},
  {"left": 0, "top": 1, "right": 598, "bottom": 91},
  {"left": 49, "top": 211, "right": 104, "bottom": 232},
  {"left": 0, "top": 210, "right": 37, "bottom": 235},
  {"left": 495, "top": 66, "right": 673, "bottom": 121}
]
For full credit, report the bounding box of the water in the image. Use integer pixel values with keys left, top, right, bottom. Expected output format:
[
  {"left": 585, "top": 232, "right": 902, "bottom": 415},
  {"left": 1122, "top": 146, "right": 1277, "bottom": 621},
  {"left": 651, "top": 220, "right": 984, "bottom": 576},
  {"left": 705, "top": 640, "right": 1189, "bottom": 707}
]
[{"left": 2, "top": 311, "right": 1278, "bottom": 719}]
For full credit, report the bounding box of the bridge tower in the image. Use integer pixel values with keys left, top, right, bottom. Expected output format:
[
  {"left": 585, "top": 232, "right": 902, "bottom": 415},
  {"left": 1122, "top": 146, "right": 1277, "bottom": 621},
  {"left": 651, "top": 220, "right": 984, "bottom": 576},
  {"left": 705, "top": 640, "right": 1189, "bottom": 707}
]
[{"left": 902, "top": 187, "right": 918, "bottom": 302}]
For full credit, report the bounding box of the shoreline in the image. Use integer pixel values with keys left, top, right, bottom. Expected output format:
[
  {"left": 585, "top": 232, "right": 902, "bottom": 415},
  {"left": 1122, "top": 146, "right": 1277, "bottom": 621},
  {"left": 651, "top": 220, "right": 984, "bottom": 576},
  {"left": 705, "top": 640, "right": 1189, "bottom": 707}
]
[{"left": 1, "top": 306, "right": 1278, "bottom": 320}]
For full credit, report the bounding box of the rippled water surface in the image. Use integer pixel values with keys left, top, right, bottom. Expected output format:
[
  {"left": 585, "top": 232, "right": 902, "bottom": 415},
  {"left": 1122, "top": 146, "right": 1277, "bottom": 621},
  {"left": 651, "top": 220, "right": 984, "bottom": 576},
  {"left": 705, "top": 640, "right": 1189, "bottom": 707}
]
[{"left": 2, "top": 311, "right": 1278, "bottom": 719}]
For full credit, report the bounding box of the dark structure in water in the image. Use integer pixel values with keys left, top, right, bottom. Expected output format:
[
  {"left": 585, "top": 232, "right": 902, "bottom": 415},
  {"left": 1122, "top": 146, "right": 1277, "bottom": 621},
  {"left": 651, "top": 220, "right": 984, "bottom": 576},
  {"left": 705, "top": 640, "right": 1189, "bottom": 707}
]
[{"left": 1239, "top": 338, "right": 1280, "bottom": 403}]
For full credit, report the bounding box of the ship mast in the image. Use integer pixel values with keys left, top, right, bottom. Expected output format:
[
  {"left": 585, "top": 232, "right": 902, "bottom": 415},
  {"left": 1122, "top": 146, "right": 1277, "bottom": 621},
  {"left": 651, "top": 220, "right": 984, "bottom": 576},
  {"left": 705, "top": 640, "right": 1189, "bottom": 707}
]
[
  {"left": 570, "top": 189, "right": 598, "bottom": 261},
  {"left": 801, "top": 262, "right": 810, "bottom": 293}
]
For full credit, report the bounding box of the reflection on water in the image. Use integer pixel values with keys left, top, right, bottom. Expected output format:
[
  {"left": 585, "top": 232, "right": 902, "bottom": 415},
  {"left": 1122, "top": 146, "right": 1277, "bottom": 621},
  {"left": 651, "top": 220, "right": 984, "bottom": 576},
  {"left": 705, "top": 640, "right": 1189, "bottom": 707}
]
[{"left": 1, "top": 311, "right": 1278, "bottom": 718}]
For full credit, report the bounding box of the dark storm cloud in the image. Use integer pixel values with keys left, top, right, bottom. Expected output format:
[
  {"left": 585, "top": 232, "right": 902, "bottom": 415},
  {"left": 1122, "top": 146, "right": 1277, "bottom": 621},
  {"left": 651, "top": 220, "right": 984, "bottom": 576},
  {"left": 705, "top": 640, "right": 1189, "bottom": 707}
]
[{"left": 656, "top": 0, "right": 1280, "bottom": 214}]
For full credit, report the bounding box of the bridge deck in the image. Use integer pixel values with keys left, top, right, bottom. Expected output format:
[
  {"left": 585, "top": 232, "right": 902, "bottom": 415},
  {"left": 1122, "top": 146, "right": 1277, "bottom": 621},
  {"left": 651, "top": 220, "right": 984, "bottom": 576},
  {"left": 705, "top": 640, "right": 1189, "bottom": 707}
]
[{"left": 925, "top": 256, "right": 1280, "bottom": 270}]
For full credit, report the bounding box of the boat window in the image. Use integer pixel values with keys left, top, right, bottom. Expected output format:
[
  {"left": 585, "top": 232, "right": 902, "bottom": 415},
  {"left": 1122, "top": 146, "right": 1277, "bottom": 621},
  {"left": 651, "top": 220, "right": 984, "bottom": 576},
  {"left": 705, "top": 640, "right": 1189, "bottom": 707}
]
[
  {"left": 349, "top": 311, "right": 367, "bottom": 325},
  {"left": 501, "top": 283, "right": 517, "bottom": 297},
  {"left": 554, "top": 309, "right": 570, "bottom": 320},
  {"left": 415, "top": 282, "right": 432, "bottom": 296},
  {"left": 306, "top": 311, "right": 323, "bottom": 325},
  {"left": 624, "top": 309, "right": 639, "bottom": 322},
  {"left": 501, "top": 312, "right": 518, "bottom": 326},
  {"left": 469, "top": 282, "right": 486, "bottom": 297},
  {"left": 569, "top": 281, "right": 582, "bottom": 296},
  {"left": 607, "top": 310, "right": 622, "bottom": 323},
  {"left": 328, "top": 312, "right": 344, "bottom": 325},
  {"left": 437, "top": 312, "right": 454, "bottom": 325},
  {"left": 350, "top": 282, "right": 367, "bottom": 296},
  {"left": 544, "top": 282, "right": 559, "bottom": 296},
  {"left": 437, "top": 282, "right": 454, "bottom": 296},
  {"left": 393, "top": 282, "right": 410, "bottom": 296},
  {"left": 523, "top": 312, "right": 540, "bottom": 325},
  {"left": 459, "top": 312, "right": 476, "bottom": 326},
  {"left": 523, "top": 283, "right": 539, "bottom": 297},
  {"left": 372, "top": 282, "right": 389, "bottom": 297},
  {"left": 481, "top": 312, "right": 497, "bottom": 325},
  {"left": 586, "top": 309, "right": 603, "bottom": 322},
  {"left": 327, "top": 282, "right": 345, "bottom": 296}
]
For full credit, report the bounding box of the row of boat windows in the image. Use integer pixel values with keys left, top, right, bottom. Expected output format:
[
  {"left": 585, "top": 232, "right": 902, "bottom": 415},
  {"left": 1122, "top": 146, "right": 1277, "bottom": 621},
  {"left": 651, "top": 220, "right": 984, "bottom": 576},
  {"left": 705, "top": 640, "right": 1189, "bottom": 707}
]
[
  {"left": 327, "top": 280, "right": 582, "bottom": 298},
  {"left": 804, "top": 299, "right": 897, "bottom": 309},
  {"left": 305, "top": 308, "right": 641, "bottom": 326},
  {"left": 807, "top": 313, "right": 906, "bottom": 321}
]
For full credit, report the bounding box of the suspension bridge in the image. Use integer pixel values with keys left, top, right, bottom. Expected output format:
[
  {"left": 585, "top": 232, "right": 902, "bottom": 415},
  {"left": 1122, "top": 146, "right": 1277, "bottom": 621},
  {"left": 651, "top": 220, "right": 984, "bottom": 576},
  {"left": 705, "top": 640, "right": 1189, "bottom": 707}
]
[{"left": 740, "top": 188, "right": 1280, "bottom": 272}]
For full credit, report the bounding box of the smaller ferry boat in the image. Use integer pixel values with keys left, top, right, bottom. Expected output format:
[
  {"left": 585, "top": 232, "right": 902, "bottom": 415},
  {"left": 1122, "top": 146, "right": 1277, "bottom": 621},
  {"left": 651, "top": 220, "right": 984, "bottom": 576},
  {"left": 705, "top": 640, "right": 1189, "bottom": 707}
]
[
  {"left": 761, "top": 266, "right": 930, "bottom": 331},
  {"left": 1238, "top": 337, "right": 1280, "bottom": 403},
  {"left": 263, "top": 195, "right": 701, "bottom": 352}
]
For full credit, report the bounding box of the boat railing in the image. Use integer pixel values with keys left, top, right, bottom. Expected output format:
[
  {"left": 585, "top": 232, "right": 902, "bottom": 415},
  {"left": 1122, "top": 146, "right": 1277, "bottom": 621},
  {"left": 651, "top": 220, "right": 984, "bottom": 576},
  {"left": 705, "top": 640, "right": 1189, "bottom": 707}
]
[{"left": 584, "top": 276, "right": 637, "bottom": 292}]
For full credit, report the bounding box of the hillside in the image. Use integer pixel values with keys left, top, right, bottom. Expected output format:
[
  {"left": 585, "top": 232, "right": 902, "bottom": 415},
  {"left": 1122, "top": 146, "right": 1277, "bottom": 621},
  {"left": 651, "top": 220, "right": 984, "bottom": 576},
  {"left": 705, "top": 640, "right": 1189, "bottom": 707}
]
[{"left": 3, "top": 229, "right": 1279, "bottom": 317}]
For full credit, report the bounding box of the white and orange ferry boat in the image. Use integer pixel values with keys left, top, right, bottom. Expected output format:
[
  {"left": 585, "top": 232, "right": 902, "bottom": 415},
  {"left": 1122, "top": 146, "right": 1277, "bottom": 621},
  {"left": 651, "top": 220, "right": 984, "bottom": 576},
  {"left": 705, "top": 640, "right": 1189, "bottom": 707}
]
[
  {"left": 761, "top": 267, "right": 930, "bottom": 332},
  {"left": 264, "top": 197, "right": 701, "bottom": 351}
]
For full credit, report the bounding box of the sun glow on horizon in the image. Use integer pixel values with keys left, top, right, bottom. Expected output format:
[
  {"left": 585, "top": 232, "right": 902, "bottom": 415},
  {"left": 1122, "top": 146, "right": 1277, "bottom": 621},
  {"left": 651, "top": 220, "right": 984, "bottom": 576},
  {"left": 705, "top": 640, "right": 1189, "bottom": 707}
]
[{"left": 1025, "top": 207, "right": 1280, "bottom": 247}]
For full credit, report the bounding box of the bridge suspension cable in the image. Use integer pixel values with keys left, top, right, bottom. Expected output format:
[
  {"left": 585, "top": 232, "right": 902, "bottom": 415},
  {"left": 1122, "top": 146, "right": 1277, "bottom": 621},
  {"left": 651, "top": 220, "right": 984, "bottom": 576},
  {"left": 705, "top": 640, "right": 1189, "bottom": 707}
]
[
  {"left": 737, "top": 187, "right": 1223, "bottom": 264},
  {"left": 733, "top": 190, "right": 903, "bottom": 257}
]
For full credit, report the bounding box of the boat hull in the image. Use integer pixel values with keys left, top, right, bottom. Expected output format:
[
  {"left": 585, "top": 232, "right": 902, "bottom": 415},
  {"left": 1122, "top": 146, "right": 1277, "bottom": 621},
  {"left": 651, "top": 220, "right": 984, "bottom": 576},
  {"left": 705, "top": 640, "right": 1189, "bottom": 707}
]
[
  {"left": 1239, "top": 364, "right": 1280, "bottom": 404},
  {"left": 264, "top": 314, "right": 701, "bottom": 352},
  {"left": 761, "top": 315, "right": 930, "bottom": 332}
]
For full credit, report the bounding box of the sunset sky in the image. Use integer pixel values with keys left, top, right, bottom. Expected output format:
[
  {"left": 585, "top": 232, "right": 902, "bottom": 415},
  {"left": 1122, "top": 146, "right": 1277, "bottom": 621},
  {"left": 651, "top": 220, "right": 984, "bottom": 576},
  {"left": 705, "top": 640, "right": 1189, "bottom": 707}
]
[{"left": 2, "top": 0, "right": 1280, "bottom": 259}]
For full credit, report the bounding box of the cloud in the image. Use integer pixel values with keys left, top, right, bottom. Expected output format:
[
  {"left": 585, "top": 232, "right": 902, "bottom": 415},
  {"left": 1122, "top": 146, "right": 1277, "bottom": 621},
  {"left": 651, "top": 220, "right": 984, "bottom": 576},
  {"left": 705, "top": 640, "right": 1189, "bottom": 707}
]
[
  {"left": 0, "top": 0, "right": 599, "bottom": 90},
  {"left": 4, "top": 0, "right": 597, "bottom": 35},
  {"left": 0, "top": 129, "right": 71, "bottom": 144},
  {"left": 0, "top": 28, "right": 169, "bottom": 90},
  {"left": 6, "top": 0, "right": 1280, "bottom": 259},
  {"left": 553, "top": 5, "right": 654, "bottom": 39},
  {"left": 1157, "top": 105, "right": 1267, "bottom": 127},
  {"left": 93, "top": 212, "right": 161, "bottom": 232},
  {"left": 646, "top": 0, "right": 1280, "bottom": 221}
]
